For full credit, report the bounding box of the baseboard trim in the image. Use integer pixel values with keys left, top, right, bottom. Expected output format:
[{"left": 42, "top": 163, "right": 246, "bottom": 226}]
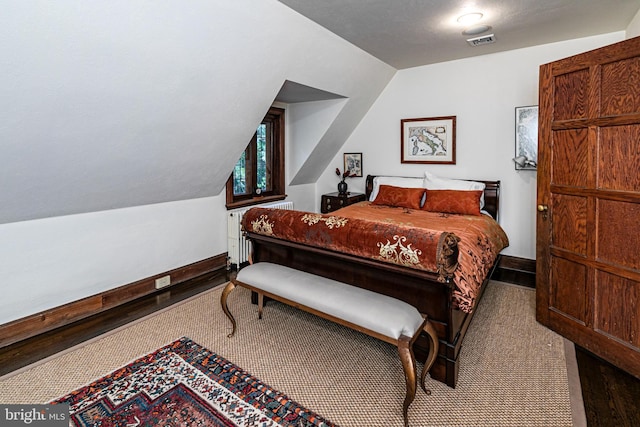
[
  {"left": 491, "top": 255, "right": 536, "bottom": 288},
  {"left": 0, "top": 254, "right": 228, "bottom": 348}
]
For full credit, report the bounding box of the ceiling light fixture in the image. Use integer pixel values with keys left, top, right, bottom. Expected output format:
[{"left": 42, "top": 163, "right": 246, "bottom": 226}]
[
  {"left": 457, "top": 12, "right": 483, "bottom": 25},
  {"left": 462, "top": 25, "right": 491, "bottom": 36}
]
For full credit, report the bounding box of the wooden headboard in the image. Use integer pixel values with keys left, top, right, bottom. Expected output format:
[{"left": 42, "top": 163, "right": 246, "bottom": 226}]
[{"left": 364, "top": 174, "right": 501, "bottom": 221}]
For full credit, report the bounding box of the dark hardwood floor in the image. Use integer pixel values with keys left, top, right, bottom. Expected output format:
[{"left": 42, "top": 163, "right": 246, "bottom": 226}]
[
  {"left": 0, "top": 269, "right": 228, "bottom": 377},
  {"left": 1, "top": 269, "right": 639, "bottom": 426},
  {"left": 576, "top": 346, "right": 640, "bottom": 426}
]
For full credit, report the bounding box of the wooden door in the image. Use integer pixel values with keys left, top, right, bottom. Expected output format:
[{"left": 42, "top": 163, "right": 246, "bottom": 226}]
[{"left": 536, "top": 36, "right": 640, "bottom": 379}]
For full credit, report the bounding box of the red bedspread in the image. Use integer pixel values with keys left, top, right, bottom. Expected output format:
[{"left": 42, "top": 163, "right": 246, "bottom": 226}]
[{"left": 242, "top": 202, "right": 509, "bottom": 313}]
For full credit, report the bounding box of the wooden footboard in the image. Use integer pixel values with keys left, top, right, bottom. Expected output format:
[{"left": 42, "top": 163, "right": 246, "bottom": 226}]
[
  {"left": 246, "top": 231, "right": 499, "bottom": 388},
  {"left": 243, "top": 175, "right": 503, "bottom": 388}
]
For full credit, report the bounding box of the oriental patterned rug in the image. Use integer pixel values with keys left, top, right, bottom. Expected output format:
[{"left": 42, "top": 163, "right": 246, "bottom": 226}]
[{"left": 50, "top": 337, "right": 336, "bottom": 427}]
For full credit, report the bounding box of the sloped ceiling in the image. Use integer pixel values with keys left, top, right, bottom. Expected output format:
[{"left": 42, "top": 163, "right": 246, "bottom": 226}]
[{"left": 0, "top": 1, "right": 395, "bottom": 224}]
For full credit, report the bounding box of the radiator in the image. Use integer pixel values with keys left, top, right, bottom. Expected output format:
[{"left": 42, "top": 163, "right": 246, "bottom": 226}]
[{"left": 227, "top": 201, "right": 294, "bottom": 267}]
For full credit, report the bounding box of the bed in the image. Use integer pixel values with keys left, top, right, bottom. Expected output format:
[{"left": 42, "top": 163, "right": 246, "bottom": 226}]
[{"left": 241, "top": 173, "right": 509, "bottom": 387}]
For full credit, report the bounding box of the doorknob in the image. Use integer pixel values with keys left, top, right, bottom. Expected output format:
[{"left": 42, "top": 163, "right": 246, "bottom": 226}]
[{"left": 537, "top": 204, "right": 548, "bottom": 219}]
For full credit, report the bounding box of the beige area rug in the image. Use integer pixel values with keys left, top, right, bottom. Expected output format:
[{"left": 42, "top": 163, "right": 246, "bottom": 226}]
[{"left": 0, "top": 281, "right": 575, "bottom": 426}]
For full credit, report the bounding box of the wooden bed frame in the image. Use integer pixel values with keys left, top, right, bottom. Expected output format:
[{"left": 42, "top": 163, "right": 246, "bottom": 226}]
[{"left": 244, "top": 174, "right": 502, "bottom": 388}]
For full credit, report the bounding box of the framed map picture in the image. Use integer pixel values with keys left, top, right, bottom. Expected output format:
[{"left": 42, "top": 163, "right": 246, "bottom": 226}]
[{"left": 401, "top": 116, "right": 456, "bottom": 164}]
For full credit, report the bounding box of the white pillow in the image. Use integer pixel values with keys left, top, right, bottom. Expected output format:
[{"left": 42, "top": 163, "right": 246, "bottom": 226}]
[
  {"left": 369, "top": 176, "right": 424, "bottom": 201},
  {"left": 423, "top": 171, "right": 486, "bottom": 209}
]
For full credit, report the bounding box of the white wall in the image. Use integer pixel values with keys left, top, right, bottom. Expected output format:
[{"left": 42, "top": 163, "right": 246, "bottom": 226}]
[
  {"left": 0, "top": 173, "right": 319, "bottom": 327},
  {"left": 0, "top": 0, "right": 394, "bottom": 325},
  {"left": 0, "top": 179, "right": 320, "bottom": 327},
  {"left": 0, "top": 197, "right": 223, "bottom": 324},
  {"left": 1, "top": 0, "right": 395, "bottom": 224},
  {"left": 317, "top": 32, "right": 625, "bottom": 260},
  {"left": 627, "top": 7, "right": 640, "bottom": 38}
]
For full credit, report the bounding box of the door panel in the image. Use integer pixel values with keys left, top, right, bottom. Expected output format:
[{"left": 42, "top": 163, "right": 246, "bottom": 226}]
[
  {"left": 601, "top": 57, "right": 640, "bottom": 115},
  {"left": 552, "top": 129, "right": 589, "bottom": 187},
  {"left": 597, "top": 200, "right": 640, "bottom": 270},
  {"left": 537, "top": 36, "right": 640, "bottom": 379},
  {"left": 595, "top": 271, "right": 640, "bottom": 350},
  {"left": 599, "top": 125, "right": 640, "bottom": 191},
  {"left": 553, "top": 69, "right": 589, "bottom": 120},
  {"left": 550, "top": 258, "right": 587, "bottom": 325},
  {"left": 551, "top": 194, "right": 587, "bottom": 255}
]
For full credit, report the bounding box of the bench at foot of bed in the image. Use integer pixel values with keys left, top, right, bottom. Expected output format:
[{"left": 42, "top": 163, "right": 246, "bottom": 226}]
[{"left": 220, "top": 262, "right": 439, "bottom": 427}]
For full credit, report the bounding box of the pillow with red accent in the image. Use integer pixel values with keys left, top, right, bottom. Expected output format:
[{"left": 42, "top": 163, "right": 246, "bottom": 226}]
[
  {"left": 372, "top": 185, "right": 425, "bottom": 210},
  {"left": 422, "top": 189, "right": 483, "bottom": 216},
  {"left": 423, "top": 171, "right": 485, "bottom": 209},
  {"left": 369, "top": 176, "right": 423, "bottom": 201}
]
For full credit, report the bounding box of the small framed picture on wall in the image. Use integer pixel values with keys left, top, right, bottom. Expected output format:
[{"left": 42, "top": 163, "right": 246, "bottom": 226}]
[{"left": 343, "top": 152, "right": 363, "bottom": 177}]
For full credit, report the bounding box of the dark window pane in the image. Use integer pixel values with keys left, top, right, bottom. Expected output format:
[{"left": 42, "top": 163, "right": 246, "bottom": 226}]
[
  {"left": 233, "top": 151, "right": 247, "bottom": 195},
  {"left": 226, "top": 106, "right": 284, "bottom": 209},
  {"left": 257, "top": 124, "right": 267, "bottom": 191}
]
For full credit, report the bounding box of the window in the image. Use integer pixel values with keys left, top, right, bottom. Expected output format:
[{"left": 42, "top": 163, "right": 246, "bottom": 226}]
[{"left": 226, "top": 106, "right": 285, "bottom": 209}]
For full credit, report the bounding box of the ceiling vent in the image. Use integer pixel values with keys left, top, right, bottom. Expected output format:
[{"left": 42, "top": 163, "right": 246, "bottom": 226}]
[{"left": 467, "top": 34, "right": 496, "bottom": 47}]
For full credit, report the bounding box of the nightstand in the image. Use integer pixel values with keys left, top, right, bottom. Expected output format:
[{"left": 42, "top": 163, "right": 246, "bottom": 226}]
[{"left": 321, "top": 192, "right": 366, "bottom": 213}]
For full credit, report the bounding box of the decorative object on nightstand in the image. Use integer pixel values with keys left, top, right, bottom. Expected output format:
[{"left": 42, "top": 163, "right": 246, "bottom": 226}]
[
  {"left": 321, "top": 192, "right": 366, "bottom": 214},
  {"left": 337, "top": 181, "right": 348, "bottom": 195},
  {"left": 335, "top": 167, "right": 353, "bottom": 195}
]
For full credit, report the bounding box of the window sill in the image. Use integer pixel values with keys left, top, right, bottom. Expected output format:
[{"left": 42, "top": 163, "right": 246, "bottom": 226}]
[{"left": 225, "top": 194, "right": 287, "bottom": 210}]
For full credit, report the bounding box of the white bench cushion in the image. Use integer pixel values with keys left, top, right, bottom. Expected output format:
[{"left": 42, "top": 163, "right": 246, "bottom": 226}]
[{"left": 236, "top": 262, "right": 424, "bottom": 340}]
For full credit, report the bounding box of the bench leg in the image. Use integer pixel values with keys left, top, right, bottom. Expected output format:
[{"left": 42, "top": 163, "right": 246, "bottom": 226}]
[
  {"left": 220, "top": 281, "right": 238, "bottom": 338},
  {"left": 420, "top": 320, "right": 439, "bottom": 394},
  {"left": 397, "top": 335, "right": 417, "bottom": 427},
  {"left": 258, "top": 292, "right": 264, "bottom": 319}
]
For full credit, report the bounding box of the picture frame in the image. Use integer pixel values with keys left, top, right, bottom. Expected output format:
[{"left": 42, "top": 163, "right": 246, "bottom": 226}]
[
  {"left": 514, "top": 105, "right": 538, "bottom": 170},
  {"left": 343, "top": 152, "right": 363, "bottom": 177},
  {"left": 401, "top": 116, "right": 456, "bottom": 164}
]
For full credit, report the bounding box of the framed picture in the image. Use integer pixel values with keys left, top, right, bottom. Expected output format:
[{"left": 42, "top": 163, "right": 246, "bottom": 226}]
[
  {"left": 344, "top": 152, "right": 363, "bottom": 177},
  {"left": 514, "top": 106, "right": 538, "bottom": 170},
  {"left": 401, "top": 116, "right": 456, "bottom": 164}
]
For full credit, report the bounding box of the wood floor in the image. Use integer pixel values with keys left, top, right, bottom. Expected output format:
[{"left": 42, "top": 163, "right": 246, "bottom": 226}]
[
  {"left": 0, "top": 269, "right": 228, "bottom": 376},
  {"left": 1, "top": 270, "right": 639, "bottom": 426},
  {"left": 576, "top": 346, "right": 640, "bottom": 426}
]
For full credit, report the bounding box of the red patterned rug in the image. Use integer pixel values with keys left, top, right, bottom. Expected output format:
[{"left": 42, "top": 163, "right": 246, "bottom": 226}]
[{"left": 51, "top": 337, "right": 337, "bottom": 427}]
